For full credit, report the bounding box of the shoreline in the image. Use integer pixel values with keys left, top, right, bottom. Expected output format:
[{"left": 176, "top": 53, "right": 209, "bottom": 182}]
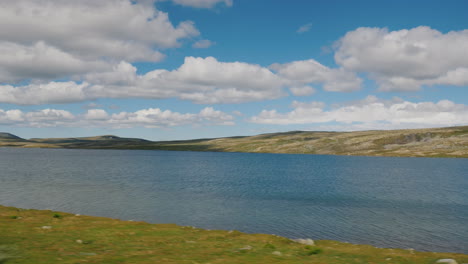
[
  {"left": 1, "top": 145, "right": 468, "bottom": 160},
  {"left": 1, "top": 205, "right": 467, "bottom": 263}
]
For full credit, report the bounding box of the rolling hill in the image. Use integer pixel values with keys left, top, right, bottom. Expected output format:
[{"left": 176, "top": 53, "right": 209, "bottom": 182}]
[{"left": 1, "top": 126, "right": 467, "bottom": 158}]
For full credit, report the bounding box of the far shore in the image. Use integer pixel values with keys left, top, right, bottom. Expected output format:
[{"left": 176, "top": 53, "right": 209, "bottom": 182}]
[{"left": 1, "top": 125, "right": 468, "bottom": 158}]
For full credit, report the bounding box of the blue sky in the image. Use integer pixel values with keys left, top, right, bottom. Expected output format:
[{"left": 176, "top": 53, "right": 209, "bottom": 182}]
[{"left": 0, "top": 0, "right": 467, "bottom": 140}]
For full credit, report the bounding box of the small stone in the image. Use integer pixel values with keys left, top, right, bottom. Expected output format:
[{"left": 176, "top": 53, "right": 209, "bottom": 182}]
[
  {"left": 76, "top": 240, "right": 83, "bottom": 244},
  {"left": 292, "top": 238, "right": 315, "bottom": 246},
  {"left": 272, "top": 251, "right": 282, "bottom": 256},
  {"left": 436, "top": 259, "right": 458, "bottom": 264},
  {"left": 386, "top": 258, "right": 392, "bottom": 261},
  {"left": 79, "top": 252, "right": 97, "bottom": 256},
  {"left": 41, "top": 226, "right": 52, "bottom": 229},
  {"left": 239, "top": 245, "right": 252, "bottom": 251},
  {"left": 75, "top": 214, "right": 80, "bottom": 216}
]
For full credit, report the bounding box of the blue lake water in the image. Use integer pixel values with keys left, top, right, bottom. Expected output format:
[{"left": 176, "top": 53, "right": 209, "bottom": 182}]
[{"left": 0, "top": 147, "right": 467, "bottom": 253}]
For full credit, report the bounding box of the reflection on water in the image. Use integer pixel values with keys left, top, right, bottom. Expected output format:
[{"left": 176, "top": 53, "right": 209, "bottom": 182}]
[{"left": 0, "top": 147, "right": 467, "bottom": 253}]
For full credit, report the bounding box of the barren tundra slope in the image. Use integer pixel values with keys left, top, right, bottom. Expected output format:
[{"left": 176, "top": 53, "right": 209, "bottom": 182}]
[{"left": 1, "top": 126, "right": 467, "bottom": 158}]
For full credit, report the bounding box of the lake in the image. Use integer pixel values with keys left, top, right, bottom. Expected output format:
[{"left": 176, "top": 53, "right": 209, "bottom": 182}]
[{"left": 0, "top": 147, "right": 467, "bottom": 253}]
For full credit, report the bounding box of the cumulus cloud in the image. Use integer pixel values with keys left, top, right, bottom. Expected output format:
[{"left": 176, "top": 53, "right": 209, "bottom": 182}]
[
  {"left": 82, "top": 103, "right": 104, "bottom": 110},
  {"left": 289, "top": 86, "right": 316, "bottom": 96},
  {"left": 0, "top": 0, "right": 199, "bottom": 82},
  {"left": 335, "top": 26, "right": 468, "bottom": 91},
  {"left": 0, "top": 81, "right": 90, "bottom": 105},
  {"left": 250, "top": 96, "right": 468, "bottom": 128},
  {"left": 270, "top": 59, "right": 362, "bottom": 92},
  {"left": 84, "top": 109, "right": 110, "bottom": 120},
  {"left": 296, "top": 23, "right": 312, "bottom": 33},
  {"left": 0, "top": 41, "right": 110, "bottom": 82},
  {"left": 192, "top": 39, "right": 215, "bottom": 49},
  {"left": 0, "top": 107, "right": 234, "bottom": 128},
  {"left": 171, "top": 0, "right": 233, "bottom": 8},
  {"left": 108, "top": 107, "right": 234, "bottom": 128},
  {"left": 0, "top": 57, "right": 286, "bottom": 105},
  {"left": 0, "top": 108, "right": 75, "bottom": 127},
  {"left": 0, "top": 55, "right": 369, "bottom": 105},
  {"left": 89, "top": 57, "right": 287, "bottom": 104}
]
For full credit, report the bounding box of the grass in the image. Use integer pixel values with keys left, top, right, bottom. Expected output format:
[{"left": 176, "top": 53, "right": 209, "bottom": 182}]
[{"left": 1, "top": 205, "right": 467, "bottom": 264}]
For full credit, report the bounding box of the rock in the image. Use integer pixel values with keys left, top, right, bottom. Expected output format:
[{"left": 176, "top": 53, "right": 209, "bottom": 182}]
[
  {"left": 239, "top": 245, "right": 252, "bottom": 251},
  {"left": 292, "top": 238, "right": 315, "bottom": 246},
  {"left": 41, "top": 226, "right": 52, "bottom": 229},
  {"left": 272, "top": 251, "right": 282, "bottom": 256},
  {"left": 79, "top": 252, "right": 96, "bottom": 256},
  {"left": 76, "top": 240, "right": 83, "bottom": 244},
  {"left": 436, "top": 259, "right": 458, "bottom": 264},
  {"left": 75, "top": 214, "right": 80, "bottom": 216}
]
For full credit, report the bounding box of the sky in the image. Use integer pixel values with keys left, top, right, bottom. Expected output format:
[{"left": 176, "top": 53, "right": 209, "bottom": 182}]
[{"left": 1, "top": 0, "right": 468, "bottom": 140}]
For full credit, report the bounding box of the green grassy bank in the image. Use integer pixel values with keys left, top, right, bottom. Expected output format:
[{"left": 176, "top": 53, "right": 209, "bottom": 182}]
[{"left": 1, "top": 205, "right": 466, "bottom": 264}]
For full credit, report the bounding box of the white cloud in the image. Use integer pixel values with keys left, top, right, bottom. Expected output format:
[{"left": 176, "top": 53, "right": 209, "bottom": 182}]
[
  {"left": 82, "top": 103, "right": 104, "bottom": 109},
  {"left": 270, "top": 59, "right": 362, "bottom": 92},
  {"left": 296, "top": 23, "right": 312, "bottom": 33},
  {"left": 85, "top": 109, "right": 110, "bottom": 120},
  {"left": 0, "top": 0, "right": 199, "bottom": 82},
  {"left": 335, "top": 26, "right": 468, "bottom": 91},
  {"left": 0, "top": 41, "right": 110, "bottom": 82},
  {"left": 0, "top": 108, "right": 76, "bottom": 127},
  {"left": 91, "top": 106, "right": 235, "bottom": 128},
  {"left": 289, "top": 86, "right": 316, "bottom": 96},
  {"left": 0, "top": 107, "right": 234, "bottom": 128},
  {"left": 172, "top": 0, "right": 233, "bottom": 8},
  {"left": 90, "top": 57, "right": 286, "bottom": 104},
  {"left": 0, "top": 81, "right": 90, "bottom": 105},
  {"left": 232, "top": 110, "right": 243, "bottom": 116},
  {"left": 0, "top": 57, "right": 286, "bottom": 105},
  {"left": 0, "top": 55, "right": 369, "bottom": 105},
  {"left": 250, "top": 96, "right": 468, "bottom": 128},
  {"left": 192, "top": 39, "right": 215, "bottom": 49}
]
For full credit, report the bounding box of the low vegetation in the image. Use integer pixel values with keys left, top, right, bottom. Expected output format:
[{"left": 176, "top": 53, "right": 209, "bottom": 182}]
[
  {"left": 1, "top": 205, "right": 467, "bottom": 264},
  {"left": 1, "top": 126, "right": 468, "bottom": 158}
]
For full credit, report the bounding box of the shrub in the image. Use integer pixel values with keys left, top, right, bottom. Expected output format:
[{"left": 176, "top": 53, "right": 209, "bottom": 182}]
[
  {"left": 305, "top": 248, "right": 323, "bottom": 255},
  {"left": 264, "top": 243, "right": 276, "bottom": 250}
]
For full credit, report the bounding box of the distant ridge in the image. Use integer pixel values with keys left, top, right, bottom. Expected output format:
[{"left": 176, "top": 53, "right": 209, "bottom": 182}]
[
  {"left": 1, "top": 126, "right": 467, "bottom": 158},
  {"left": 0, "top": 132, "right": 24, "bottom": 141}
]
